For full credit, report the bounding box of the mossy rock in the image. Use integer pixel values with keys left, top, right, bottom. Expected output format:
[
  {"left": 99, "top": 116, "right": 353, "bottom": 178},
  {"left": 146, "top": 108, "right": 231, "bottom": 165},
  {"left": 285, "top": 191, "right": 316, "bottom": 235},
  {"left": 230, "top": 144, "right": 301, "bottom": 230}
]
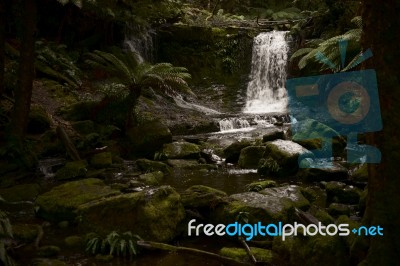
[
  {"left": 297, "top": 162, "right": 348, "bottom": 182},
  {"left": 136, "top": 158, "right": 171, "bottom": 174},
  {"left": 58, "top": 101, "right": 97, "bottom": 121},
  {"left": 180, "top": 185, "right": 227, "bottom": 209},
  {"left": 77, "top": 186, "right": 185, "bottom": 242},
  {"left": 223, "top": 140, "right": 252, "bottom": 163},
  {"left": 300, "top": 187, "right": 319, "bottom": 203},
  {"left": 36, "top": 245, "right": 61, "bottom": 257},
  {"left": 126, "top": 120, "right": 172, "bottom": 157},
  {"left": 238, "top": 146, "right": 265, "bottom": 169},
  {"left": 0, "top": 183, "right": 41, "bottom": 202},
  {"left": 351, "top": 164, "right": 368, "bottom": 182},
  {"left": 336, "top": 215, "right": 360, "bottom": 248},
  {"left": 220, "top": 247, "right": 274, "bottom": 264},
  {"left": 35, "top": 178, "right": 120, "bottom": 222},
  {"left": 245, "top": 180, "right": 277, "bottom": 192},
  {"left": 90, "top": 152, "right": 112, "bottom": 169},
  {"left": 138, "top": 171, "right": 164, "bottom": 186},
  {"left": 12, "top": 224, "right": 39, "bottom": 242},
  {"left": 64, "top": 235, "right": 83, "bottom": 248},
  {"left": 166, "top": 159, "right": 217, "bottom": 171},
  {"left": 328, "top": 203, "right": 352, "bottom": 217},
  {"left": 27, "top": 105, "right": 51, "bottom": 134},
  {"left": 71, "top": 120, "right": 95, "bottom": 135},
  {"left": 314, "top": 209, "right": 335, "bottom": 225},
  {"left": 272, "top": 234, "right": 349, "bottom": 266},
  {"left": 263, "top": 139, "right": 312, "bottom": 177},
  {"left": 55, "top": 160, "right": 88, "bottom": 181},
  {"left": 325, "top": 181, "right": 362, "bottom": 204},
  {"left": 161, "top": 141, "right": 201, "bottom": 159}
]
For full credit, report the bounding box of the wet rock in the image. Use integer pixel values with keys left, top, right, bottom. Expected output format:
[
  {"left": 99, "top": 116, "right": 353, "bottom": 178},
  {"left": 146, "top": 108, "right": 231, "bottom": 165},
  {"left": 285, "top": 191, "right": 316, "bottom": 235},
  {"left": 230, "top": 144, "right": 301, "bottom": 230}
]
[
  {"left": 212, "top": 191, "right": 296, "bottom": 225},
  {"left": 351, "top": 164, "right": 368, "bottom": 182},
  {"left": 223, "top": 140, "right": 252, "bottom": 163},
  {"left": 54, "top": 160, "right": 88, "bottom": 181},
  {"left": 71, "top": 120, "right": 95, "bottom": 135},
  {"left": 262, "top": 128, "right": 285, "bottom": 142},
  {"left": 27, "top": 105, "right": 51, "bottom": 134},
  {"left": 90, "top": 152, "right": 112, "bottom": 169},
  {"left": 300, "top": 187, "right": 318, "bottom": 203},
  {"left": 325, "top": 181, "right": 362, "bottom": 204},
  {"left": 200, "top": 149, "right": 222, "bottom": 163},
  {"left": 238, "top": 146, "right": 265, "bottom": 169},
  {"left": 138, "top": 171, "right": 164, "bottom": 186},
  {"left": 36, "top": 245, "right": 61, "bottom": 257},
  {"left": 328, "top": 203, "right": 352, "bottom": 217},
  {"left": 126, "top": 120, "right": 172, "bottom": 157},
  {"left": 262, "top": 139, "right": 312, "bottom": 177},
  {"left": 35, "top": 178, "right": 120, "bottom": 222},
  {"left": 136, "top": 158, "right": 171, "bottom": 174},
  {"left": 0, "top": 183, "right": 41, "bottom": 202},
  {"left": 259, "top": 185, "right": 310, "bottom": 211},
  {"left": 181, "top": 185, "right": 227, "bottom": 209},
  {"left": 297, "top": 162, "right": 348, "bottom": 182},
  {"left": 220, "top": 247, "right": 274, "bottom": 264},
  {"left": 160, "top": 141, "right": 200, "bottom": 159},
  {"left": 77, "top": 186, "right": 185, "bottom": 242},
  {"left": 245, "top": 180, "right": 277, "bottom": 192}
]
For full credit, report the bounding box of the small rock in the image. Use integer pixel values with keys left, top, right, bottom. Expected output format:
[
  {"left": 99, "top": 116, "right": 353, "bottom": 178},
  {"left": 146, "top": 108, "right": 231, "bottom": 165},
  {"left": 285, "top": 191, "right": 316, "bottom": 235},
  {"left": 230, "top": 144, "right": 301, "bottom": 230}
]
[
  {"left": 64, "top": 235, "right": 83, "bottom": 248},
  {"left": 36, "top": 245, "right": 61, "bottom": 258},
  {"left": 136, "top": 159, "right": 170, "bottom": 174},
  {"left": 245, "top": 180, "right": 277, "bottom": 192},
  {"left": 161, "top": 141, "right": 201, "bottom": 159},
  {"left": 95, "top": 254, "right": 114, "bottom": 262}
]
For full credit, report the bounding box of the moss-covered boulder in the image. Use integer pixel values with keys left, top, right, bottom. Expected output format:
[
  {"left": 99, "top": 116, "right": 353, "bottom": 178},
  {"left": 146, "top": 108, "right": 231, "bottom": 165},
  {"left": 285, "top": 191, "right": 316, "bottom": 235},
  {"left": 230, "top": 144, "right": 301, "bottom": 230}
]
[
  {"left": 126, "top": 120, "right": 172, "bottom": 157},
  {"left": 314, "top": 209, "right": 335, "bottom": 225},
  {"left": 77, "top": 186, "right": 185, "bottom": 242},
  {"left": 59, "top": 101, "right": 97, "bottom": 121},
  {"left": 71, "top": 120, "right": 96, "bottom": 135},
  {"left": 325, "top": 181, "right": 362, "bottom": 204},
  {"left": 262, "top": 140, "right": 312, "bottom": 177},
  {"left": 262, "top": 128, "right": 285, "bottom": 142},
  {"left": 35, "top": 178, "right": 120, "bottom": 222},
  {"left": 351, "top": 164, "right": 368, "bottom": 182},
  {"left": 223, "top": 140, "right": 252, "bottom": 163},
  {"left": 245, "top": 180, "right": 277, "bottom": 192},
  {"left": 138, "top": 171, "right": 164, "bottom": 186},
  {"left": 12, "top": 224, "right": 39, "bottom": 242},
  {"left": 90, "top": 152, "right": 112, "bottom": 169},
  {"left": 272, "top": 234, "right": 349, "bottom": 266},
  {"left": 0, "top": 183, "right": 41, "bottom": 202},
  {"left": 259, "top": 185, "right": 310, "bottom": 211},
  {"left": 328, "top": 203, "right": 352, "bottom": 217},
  {"left": 180, "top": 185, "right": 227, "bottom": 209},
  {"left": 238, "top": 146, "right": 265, "bottom": 169},
  {"left": 220, "top": 247, "right": 274, "bottom": 264},
  {"left": 27, "top": 105, "right": 51, "bottom": 134},
  {"left": 136, "top": 158, "right": 171, "bottom": 174},
  {"left": 55, "top": 160, "right": 88, "bottom": 180},
  {"left": 161, "top": 141, "right": 200, "bottom": 159}
]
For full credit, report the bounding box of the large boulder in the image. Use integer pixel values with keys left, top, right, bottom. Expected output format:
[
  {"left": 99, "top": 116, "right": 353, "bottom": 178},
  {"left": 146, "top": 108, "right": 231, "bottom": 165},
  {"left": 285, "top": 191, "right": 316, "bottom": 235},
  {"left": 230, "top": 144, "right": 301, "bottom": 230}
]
[
  {"left": 77, "top": 186, "right": 185, "bottom": 242},
  {"left": 262, "top": 128, "right": 285, "bottom": 142},
  {"left": 126, "top": 121, "right": 172, "bottom": 157},
  {"left": 160, "top": 141, "right": 200, "bottom": 159},
  {"left": 325, "top": 181, "right": 361, "bottom": 204},
  {"left": 238, "top": 146, "right": 265, "bottom": 169},
  {"left": 297, "top": 162, "right": 348, "bottom": 182},
  {"left": 259, "top": 185, "right": 310, "bottom": 211},
  {"left": 54, "top": 160, "right": 88, "bottom": 181},
  {"left": 223, "top": 140, "right": 252, "bottom": 163},
  {"left": 180, "top": 185, "right": 227, "bottom": 209},
  {"left": 136, "top": 158, "right": 171, "bottom": 174},
  {"left": 35, "top": 178, "right": 120, "bottom": 222},
  {"left": 261, "top": 140, "right": 312, "bottom": 177}
]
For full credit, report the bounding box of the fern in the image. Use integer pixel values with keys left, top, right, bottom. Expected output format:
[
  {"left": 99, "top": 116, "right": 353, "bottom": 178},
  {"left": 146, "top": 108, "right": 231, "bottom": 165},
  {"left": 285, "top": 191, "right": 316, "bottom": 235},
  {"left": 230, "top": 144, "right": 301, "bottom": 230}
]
[{"left": 0, "top": 211, "right": 15, "bottom": 266}]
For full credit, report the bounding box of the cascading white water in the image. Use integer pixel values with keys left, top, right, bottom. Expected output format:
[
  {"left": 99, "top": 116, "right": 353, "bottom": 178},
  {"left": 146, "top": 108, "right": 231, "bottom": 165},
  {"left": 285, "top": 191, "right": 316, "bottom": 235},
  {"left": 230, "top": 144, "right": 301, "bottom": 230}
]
[
  {"left": 219, "top": 118, "right": 251, "bottom": 132},
  {"left": 123, "top": 24, "right": 155, "bottom": 63},
  {"left": 243, "top": 31, "right": 289, "bottom": 114}
]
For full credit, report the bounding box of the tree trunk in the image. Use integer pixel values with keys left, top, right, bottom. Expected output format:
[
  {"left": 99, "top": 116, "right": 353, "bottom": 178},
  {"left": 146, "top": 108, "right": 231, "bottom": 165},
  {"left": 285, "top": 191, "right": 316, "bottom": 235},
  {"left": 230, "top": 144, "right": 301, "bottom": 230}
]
[
  {"left": 361, "top": 0, "right": 400, "bottom": 264},
  {"left": 0, "top": 0, "right": 5, "bottom": 96},
  {"left": 10, "top": 0, "right": 37, "bottom": 140}
]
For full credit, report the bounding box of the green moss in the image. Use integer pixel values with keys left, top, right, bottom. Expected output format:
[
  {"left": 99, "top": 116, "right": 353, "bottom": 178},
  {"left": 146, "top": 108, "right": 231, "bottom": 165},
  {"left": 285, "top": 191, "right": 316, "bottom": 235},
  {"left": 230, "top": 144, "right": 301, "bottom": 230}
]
[
  {"left": 35, "top": 178, "right": 120, "bottom": 222},
  {"left": 136, "top": 158, "right": 171, "bottom": 174},
  {"left": 55, "top": 160, "right": 88, "bottom": 180},
  {"left": 36, "top": 245, "right": 61, "bottom": 258},
  {"left": 161, "top": 142, "right": 200, "bottom": 159},
  {"left": 351, "top": 164, "right": 368, "bottom": 182},
  {"left": 71, "top": 120, "right": 96, "bottom": 135},
  {"left": 245, "top": 180, "right": 277, "bottom": 192},
  {"left": 314, "top": 210, "right": 335, "bottom": 225},
  {"left": 238, "top": 146, "right": 265, "bottom": 169},
  {"left": 64, "top": 235, "right": 83, "bottom": 248},
  {"left": 0, "top": 183, "right": 41, "bottom": 202},
  {"left": 220, "top": 247, "right": 274, "bottom": 263},
  {"left": 90, "top": 152, "right": 113, "bottom": 169},
  {"left": 12, "top": 224, "right": 39, "bottom": 242},
  {"left": 139, "top": 171, "right": 164, "bottom": 186},
  {"left": 180, "top": 185, "right": 227, "bottom": 208}
]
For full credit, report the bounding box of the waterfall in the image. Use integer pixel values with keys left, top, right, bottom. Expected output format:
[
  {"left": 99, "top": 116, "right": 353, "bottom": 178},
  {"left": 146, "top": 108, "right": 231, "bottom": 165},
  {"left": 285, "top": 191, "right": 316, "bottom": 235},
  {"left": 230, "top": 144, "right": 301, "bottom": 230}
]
[
  {"left": 219, "top": 118, "right": 251, "bottom": 132},
  {"left": 123, "top": 24, "right": 155, "bottom": 63},
  {"left": 244, "top": 31, "right": 290, "bottom": 114}
]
